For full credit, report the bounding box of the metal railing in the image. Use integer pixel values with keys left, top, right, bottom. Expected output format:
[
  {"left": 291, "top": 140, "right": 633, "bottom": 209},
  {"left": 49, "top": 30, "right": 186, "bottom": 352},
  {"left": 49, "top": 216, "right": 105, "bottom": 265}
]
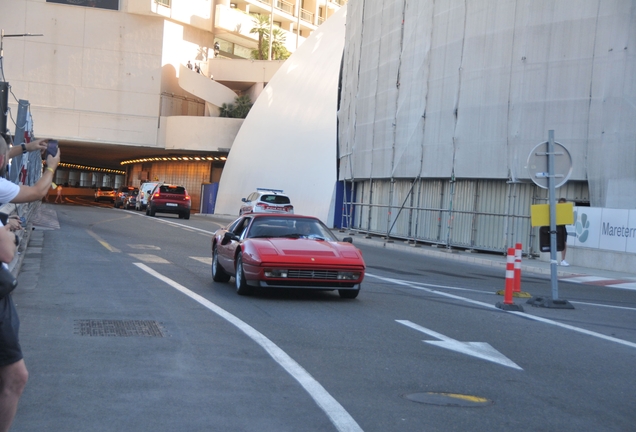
[
  {"left": 340, "top": 178, "right": 546, "bottom": 255},
  {"left": 256, "top": 0, "right": 294, "bottom": 15},
  {"left": 300, "top": 9, "right": 314, "bottom": 23},
  {"left": 254, "top": 0, "right": 315, "bottom": 25}
]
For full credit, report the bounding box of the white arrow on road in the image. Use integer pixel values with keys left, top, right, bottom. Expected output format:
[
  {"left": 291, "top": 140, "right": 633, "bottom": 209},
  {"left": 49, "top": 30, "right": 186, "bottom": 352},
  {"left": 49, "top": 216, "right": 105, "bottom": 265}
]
[{"left": 397, "top": 320, "right": 523, "bottom": 370}]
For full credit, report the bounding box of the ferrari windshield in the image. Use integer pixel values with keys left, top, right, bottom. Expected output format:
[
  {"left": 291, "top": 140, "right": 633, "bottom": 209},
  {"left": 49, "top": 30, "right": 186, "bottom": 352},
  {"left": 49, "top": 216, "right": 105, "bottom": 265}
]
[{"left": 247, "top": 217, "right": 337, "bottom": 241}]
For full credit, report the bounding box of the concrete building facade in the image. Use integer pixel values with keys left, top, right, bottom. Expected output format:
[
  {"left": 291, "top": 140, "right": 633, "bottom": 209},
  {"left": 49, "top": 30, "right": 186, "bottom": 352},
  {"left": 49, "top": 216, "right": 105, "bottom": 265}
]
[
  {"left": 1, "top": 0, "right": 346, "bottom": 210},
  {"left": 337, "top": 0, "right": 635, "bottom": 271}
]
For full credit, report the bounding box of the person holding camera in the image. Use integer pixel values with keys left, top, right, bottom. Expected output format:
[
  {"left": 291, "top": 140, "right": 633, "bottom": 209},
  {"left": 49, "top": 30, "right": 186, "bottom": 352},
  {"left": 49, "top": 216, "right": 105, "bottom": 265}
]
[
  {"left": 0, "top": 136, "right": 59, "bottom": 202},
  {"left": 0, "top": 133, "right": 60, "bottom": 432}
]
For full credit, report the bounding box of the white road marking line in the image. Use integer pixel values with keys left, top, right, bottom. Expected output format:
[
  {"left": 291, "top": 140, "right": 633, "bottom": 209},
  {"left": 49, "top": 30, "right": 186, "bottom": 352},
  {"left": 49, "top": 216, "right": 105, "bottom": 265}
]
[
  {"left": 607, "top": 282, "right": 636, "bottom": 290},
  {"left": 366, "top": 272, "right": 636, "bottom": 350},
  {"left": 128, "top": 254, "right": 170, "bottom": 263},
  {"left": 396, "top": 320, "right": 522, "bottom": 370},
  {"left": 562, "top": 276, "right": 608, "bottom": 283},
  {"left": 569, "top": 301, "right": 636, "bottom": 311},
  {"left": 128, "top": 244, "right": 161, "bottom": 250},
  {"left": 134, "top": 263, "right": 363, "bottom": 432},
  {"left": 124, "top": 211, "right": 218, "bottom": 235},
  {"left": 191, "top": 257, "right": 212, "bottom": 265}
]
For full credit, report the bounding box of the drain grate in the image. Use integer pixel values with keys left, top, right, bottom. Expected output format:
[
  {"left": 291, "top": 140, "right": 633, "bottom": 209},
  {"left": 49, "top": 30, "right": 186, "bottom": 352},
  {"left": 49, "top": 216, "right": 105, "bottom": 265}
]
[{"left": 74, "top": 320, "right": 165, "bottom": 337}]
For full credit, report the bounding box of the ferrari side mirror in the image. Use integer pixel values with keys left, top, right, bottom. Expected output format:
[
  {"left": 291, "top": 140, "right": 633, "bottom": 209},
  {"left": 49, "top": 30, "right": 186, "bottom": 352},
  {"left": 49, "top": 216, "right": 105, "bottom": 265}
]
[{"left": 222, "top": 232, "right": 239, "bottom": 245}]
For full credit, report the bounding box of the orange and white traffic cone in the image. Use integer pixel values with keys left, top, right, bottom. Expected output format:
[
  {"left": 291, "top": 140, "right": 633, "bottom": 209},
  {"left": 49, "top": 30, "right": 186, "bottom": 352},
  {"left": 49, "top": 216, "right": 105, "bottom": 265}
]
[
  {"left": 513, "top": 243, "right": 522, "bottom": 293},
  {"left": 496, "top": 248, "right": 524, "bottom": 311}
]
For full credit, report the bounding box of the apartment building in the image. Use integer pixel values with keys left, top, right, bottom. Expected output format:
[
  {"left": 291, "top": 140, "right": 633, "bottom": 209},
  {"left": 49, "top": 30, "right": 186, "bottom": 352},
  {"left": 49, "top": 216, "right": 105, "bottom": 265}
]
[{"left": 0, "top": 0, "right": 346, "bottom": 210}]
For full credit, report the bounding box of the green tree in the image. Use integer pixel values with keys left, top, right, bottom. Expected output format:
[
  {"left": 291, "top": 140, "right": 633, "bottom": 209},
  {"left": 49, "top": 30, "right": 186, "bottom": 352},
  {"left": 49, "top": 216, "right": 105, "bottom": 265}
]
[
  {"left": 270, "top": 28, "right": 291, "bottom": 60},
  {"left": 249, "top": 14, "right": 270, "bottom": 60},
  {"left": 219, "top": 103, "right": 234, "bottom": 118},
  {"left": 218, "top": 96, "right": 252, "bottom": 119},
  {"left": 250, "top": 15, "right": 291, "bottom": 60},
  {"left": 232, "top": 95, "right": 253, "bottom": 118}
]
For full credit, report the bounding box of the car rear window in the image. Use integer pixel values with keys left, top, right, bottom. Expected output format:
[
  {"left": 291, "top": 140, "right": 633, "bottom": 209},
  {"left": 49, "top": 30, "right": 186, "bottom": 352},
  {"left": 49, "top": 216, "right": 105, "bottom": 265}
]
[
  {"left": 261, "top": 194, "right": 290, "bottom": 204},
  {"left": 100, "top": 187, "right": 114, "bottom": 191},
  {"left": 159, "top": 186, "right": 186, "bottom": 194}
]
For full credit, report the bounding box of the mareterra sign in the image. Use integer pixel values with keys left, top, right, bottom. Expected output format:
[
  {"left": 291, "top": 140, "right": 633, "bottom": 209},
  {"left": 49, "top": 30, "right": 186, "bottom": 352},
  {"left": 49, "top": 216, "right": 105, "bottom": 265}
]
[{"left": 570, "top": 207, "right": 636, "bottom": 254}]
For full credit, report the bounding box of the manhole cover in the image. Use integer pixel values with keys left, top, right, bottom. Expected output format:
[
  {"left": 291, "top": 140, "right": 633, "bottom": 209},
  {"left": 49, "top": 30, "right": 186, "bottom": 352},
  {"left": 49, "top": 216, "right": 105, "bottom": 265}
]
[
  {"left": 404, "top": 392, "right": 493, "bottom": 407},
  {"left": 74, "top": 320, "right": 165, "bottom": 337}
]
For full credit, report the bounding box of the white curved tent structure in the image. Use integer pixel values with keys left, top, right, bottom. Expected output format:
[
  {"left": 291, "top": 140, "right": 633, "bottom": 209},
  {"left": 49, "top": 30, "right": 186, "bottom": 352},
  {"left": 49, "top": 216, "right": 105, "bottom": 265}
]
[{"left": 213, "top": 7, "right": 347, "bottom": 223}]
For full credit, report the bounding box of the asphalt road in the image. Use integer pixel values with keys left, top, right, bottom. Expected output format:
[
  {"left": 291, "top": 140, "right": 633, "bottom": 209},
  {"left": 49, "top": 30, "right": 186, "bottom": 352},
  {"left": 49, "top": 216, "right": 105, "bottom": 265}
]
[{"left": 11, "top": 200, "right": 636, "bottom": 431}]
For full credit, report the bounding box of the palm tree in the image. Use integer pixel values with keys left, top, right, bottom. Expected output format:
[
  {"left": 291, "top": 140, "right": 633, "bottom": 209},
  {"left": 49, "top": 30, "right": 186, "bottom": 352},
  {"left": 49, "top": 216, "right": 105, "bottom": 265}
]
[
  {"left": 219, "top": 96, "right": 252, "bottom": 118},
  {"left": 219, "top": 103, "right": 234, "bottom": 118},
  {"left": 232, "top": 95, "right": 253, "bottom": 118},
  {"left": 249, "top": 14, "right": 270, "bottom": 60},
  {"left": 270, "top": 28, "right": 291, "bottom": 60}
]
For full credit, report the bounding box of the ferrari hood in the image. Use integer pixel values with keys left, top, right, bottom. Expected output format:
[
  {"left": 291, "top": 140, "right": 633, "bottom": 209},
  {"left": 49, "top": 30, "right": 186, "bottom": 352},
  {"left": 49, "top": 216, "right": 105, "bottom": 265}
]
[{"left": 252, "top": 238, "right": 365, "bottom": 266}]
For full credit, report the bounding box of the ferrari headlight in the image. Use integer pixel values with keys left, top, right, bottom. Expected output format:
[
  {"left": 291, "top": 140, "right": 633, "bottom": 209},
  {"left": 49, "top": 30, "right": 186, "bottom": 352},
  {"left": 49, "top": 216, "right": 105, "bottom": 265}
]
[
  {"left": 337, "top": 272, "right": 361, "bottom": 280},
  {"left": 264, "top": 269, "right": 288, "bottom": 278}
]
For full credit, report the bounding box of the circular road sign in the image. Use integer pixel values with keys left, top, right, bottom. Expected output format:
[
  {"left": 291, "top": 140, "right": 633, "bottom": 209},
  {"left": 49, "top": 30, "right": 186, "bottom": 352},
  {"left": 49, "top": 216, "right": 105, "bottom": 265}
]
[{"left": 526, "top": 141, "right": 572, "bottom": 189}]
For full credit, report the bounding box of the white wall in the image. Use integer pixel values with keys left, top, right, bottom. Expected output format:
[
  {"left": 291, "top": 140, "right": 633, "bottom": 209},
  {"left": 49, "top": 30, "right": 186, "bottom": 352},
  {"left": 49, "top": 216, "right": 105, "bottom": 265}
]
[
  {"left": 2, "top": 0, "right": 163, "bottom": 146},
  {"left": 161, "top": 116, "right": 243, "bottom": 151},
  {"left": 214, "top": 7, "right": 348, "bottom": 223}
]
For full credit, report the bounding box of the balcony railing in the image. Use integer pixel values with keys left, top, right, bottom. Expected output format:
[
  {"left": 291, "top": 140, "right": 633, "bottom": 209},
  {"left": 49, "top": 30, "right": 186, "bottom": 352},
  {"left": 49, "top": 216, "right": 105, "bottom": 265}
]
[
  {"left": 254, "top": 0, "right": 317, "bottom": 25},
  {"left": 256, "top": 0, "right": 294, "bottom": 15},
  {"left": 300, "top": 9, "right": 314, "bottom": 23}
]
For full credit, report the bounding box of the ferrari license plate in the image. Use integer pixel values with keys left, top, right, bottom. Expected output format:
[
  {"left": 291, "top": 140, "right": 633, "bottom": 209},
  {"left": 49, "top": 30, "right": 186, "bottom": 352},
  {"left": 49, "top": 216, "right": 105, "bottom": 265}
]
[{"left": 166, "top": 203, "right": 177, "bottom": 207}]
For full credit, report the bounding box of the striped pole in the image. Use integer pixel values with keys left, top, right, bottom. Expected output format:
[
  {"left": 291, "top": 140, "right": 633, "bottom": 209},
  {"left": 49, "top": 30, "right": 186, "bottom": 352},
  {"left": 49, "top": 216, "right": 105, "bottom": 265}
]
[
  {"left": 513, "top": 243, "right": 522, "bottom": 293},
  {"left": 503, "top": 248, "right": 515, "bottom": 304}
]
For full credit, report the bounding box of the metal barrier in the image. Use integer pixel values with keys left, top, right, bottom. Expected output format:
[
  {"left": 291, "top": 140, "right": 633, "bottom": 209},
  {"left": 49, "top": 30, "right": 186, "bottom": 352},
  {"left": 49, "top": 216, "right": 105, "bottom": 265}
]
[{"left": 340, "top": 178, "right": 588, "bottom": 256}]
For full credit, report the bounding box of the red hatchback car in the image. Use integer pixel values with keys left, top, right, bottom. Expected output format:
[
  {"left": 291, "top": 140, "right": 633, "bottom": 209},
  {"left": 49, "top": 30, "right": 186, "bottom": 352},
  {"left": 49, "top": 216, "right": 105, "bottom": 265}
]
[
  {"left": 211, "top": 214, "right": 365, "bottom": 298},
  {"left": 146, "top": 184, "right": 191, "bottom": 219}
]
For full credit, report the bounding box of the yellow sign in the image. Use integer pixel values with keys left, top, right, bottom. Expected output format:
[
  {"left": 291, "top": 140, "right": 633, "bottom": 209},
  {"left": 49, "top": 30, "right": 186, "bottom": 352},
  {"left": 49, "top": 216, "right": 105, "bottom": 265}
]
[{"left": 531, "top": 203, "right": 574, "bottom": 227}]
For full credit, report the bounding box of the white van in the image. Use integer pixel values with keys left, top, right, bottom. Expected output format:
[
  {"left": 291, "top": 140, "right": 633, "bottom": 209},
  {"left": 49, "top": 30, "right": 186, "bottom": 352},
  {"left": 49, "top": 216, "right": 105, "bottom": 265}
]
[{"left": 135, "top": 181, "right": 161, "bottom": 211}]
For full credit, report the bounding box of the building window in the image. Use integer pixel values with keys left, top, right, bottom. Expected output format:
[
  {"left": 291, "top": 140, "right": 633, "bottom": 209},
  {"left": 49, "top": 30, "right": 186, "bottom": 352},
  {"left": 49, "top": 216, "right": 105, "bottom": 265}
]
[
  {"left": 155, "top": 0, "right": 170, "bottom": 6},
  {"left": 46, "top": 0, "right": 119, "bottom": 10}
]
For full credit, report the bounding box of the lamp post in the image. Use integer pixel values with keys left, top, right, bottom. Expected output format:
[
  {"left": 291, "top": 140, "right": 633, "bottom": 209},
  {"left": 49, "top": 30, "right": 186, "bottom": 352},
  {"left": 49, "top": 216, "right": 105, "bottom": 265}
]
[
  {"left": 0, "top": 30, "right": 43, "bottom": 135},
  {"left": 268, "top": 0, "right": 274, "bottom": 60}
]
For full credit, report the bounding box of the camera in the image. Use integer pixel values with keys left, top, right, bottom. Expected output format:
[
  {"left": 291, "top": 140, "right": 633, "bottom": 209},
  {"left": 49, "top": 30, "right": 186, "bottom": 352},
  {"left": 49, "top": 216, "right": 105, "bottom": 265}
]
[{"left": 44, "top": 140, "right": 58, "bottom": 158}]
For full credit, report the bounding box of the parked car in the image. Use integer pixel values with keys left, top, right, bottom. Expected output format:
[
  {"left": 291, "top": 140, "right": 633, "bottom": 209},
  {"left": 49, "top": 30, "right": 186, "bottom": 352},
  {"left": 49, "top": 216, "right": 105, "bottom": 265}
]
[
  {"left": 146, "top": 184, "right": 191, "bottom": 219},
  {"left": 114, "top": 186, "right": 139, "bottom": 208},
  {"left": 211, "top": 213, "right": 365, "bottom": 298},
  {"left": 136, "top": 181, "right": 161, "bottom": 211},
  {"left": 123, "top": 189, "right": 139, "bottom": 210},
  {"left": 239, "top": 188, "right": 294, "bottom": 215},
  {"left": 94, "top": 186, "right": 115, "bottom": 202}
]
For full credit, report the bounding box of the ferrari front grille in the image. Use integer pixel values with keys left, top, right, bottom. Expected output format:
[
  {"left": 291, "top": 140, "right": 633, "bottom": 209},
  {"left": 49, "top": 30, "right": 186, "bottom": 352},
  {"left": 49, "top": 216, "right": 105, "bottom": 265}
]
[{"left": 287, "top": 270, "right": 339, "bottom": 279}]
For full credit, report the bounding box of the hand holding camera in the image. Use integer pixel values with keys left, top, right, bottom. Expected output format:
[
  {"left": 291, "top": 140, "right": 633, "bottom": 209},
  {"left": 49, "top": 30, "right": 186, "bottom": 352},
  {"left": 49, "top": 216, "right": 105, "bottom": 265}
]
[{"left": 41, "top": 139, "right": 61, "bottom": 171}]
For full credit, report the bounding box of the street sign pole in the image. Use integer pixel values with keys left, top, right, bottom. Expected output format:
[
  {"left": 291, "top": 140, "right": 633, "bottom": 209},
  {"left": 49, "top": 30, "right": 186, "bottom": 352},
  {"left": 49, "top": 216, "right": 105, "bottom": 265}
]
[
  {"left": 547, "top": 130, "right": 559, "bottom": 300},
  {"left": 526, "top": 130, "right": 574, "bottom": 309}
]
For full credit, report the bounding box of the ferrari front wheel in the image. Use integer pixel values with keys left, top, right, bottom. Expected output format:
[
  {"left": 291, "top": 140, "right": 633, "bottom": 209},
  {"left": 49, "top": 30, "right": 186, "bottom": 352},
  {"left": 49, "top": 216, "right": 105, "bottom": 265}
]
[
  {"left": 339, "top": 287, "right": 360, "bottom": 299},
  {"left": 212, "top": 246, "right": 231, "bottom": 283},
  {"left": 235, "top": 255, "right": 252, "bottom": 296}
]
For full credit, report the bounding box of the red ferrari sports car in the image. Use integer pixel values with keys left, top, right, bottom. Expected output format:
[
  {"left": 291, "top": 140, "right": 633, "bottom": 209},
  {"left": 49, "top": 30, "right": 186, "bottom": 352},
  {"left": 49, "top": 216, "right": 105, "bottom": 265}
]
[{"left": 211, "top": 214, "right": 365, "bottom": 298}]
